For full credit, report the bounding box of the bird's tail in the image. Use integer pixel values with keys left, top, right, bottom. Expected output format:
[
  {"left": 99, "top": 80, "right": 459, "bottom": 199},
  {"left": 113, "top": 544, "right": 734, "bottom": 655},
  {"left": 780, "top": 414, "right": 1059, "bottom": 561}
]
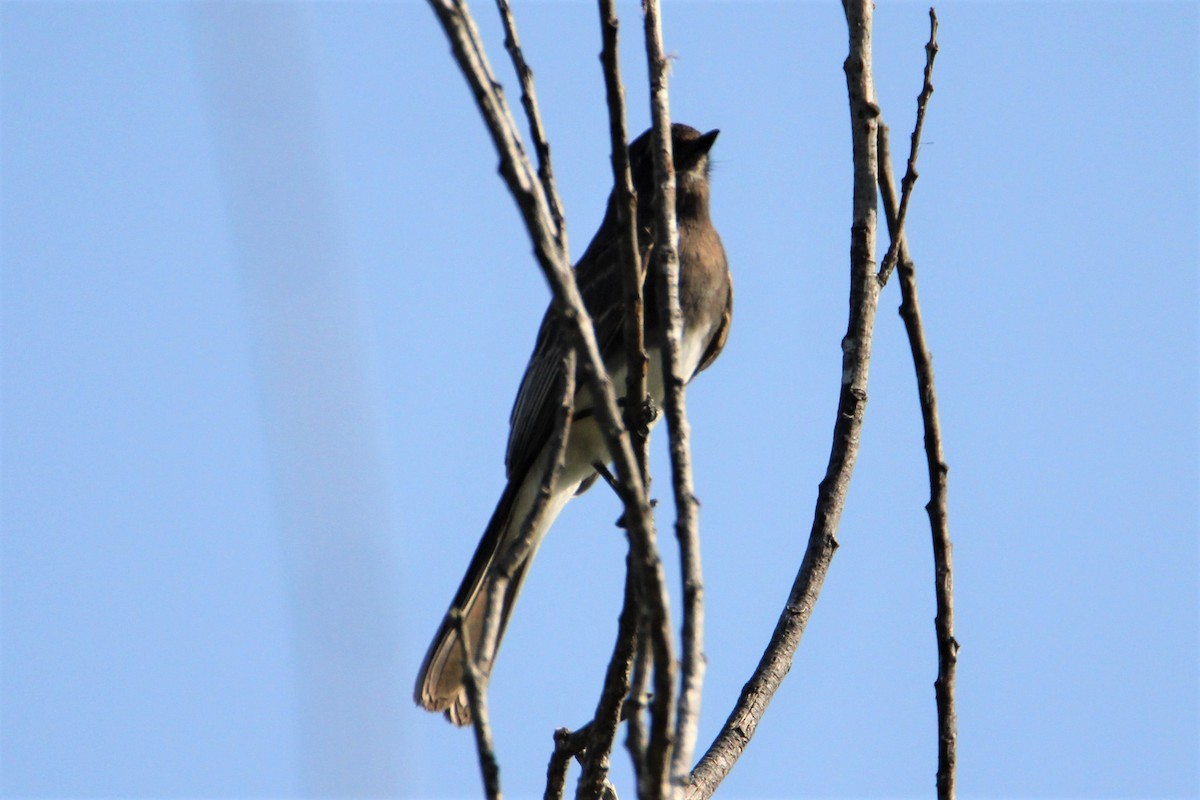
[{"left": 413, "top": 478, "right": 535, "bottom": 726}]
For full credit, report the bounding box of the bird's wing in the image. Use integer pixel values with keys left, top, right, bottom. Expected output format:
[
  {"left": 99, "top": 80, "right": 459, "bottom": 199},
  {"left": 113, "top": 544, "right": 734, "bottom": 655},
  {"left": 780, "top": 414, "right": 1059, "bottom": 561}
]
[
  {"left": 504, "top": 225, "right": 638, "bottom": 481},
  {"left": 694, "top": 264, "right": 733, "bottom": 378}
]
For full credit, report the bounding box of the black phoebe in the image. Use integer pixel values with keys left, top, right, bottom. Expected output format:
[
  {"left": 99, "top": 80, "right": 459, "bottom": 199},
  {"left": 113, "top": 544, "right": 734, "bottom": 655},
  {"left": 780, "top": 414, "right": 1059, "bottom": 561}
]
[{"left": 415, "top": 123, "right": 732, "bottom": 725}]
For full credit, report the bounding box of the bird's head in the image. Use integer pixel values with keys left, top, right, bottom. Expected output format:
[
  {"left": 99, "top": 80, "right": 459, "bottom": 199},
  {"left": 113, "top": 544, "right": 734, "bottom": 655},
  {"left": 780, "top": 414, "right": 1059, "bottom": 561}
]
[{"left": 627, "top": 123, "right": 719, "bottom": 216}]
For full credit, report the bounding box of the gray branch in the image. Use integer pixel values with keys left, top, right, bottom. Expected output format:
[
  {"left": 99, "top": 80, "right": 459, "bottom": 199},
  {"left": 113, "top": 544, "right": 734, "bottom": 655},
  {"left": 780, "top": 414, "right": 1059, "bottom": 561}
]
[
  {"left": 624, "top": 617, "right": 652, "bottom": 786},
  {"left": 683, "top": 0, "right": 884, "bottom": 795},
  {"left": 598, "top": 0, "right": 649, "bottom": 471},
  {"left": 578, "top": 559, "right": 641, "bottom": 800},
  {"left": 875, "top": 12, "right": 956, "bottom": 798},
  {"left": 577, "top": 1, "right": 645, "bottom": 795},
  {"left": 546, "top": 728, "right": 573, "bottom": 800},
  {"left": 877, "top": 8, "right": 938, "bottom": 286},
  {"left": 640, "top": 1, "right": 711, "bottom": 795},
  {"left": 453, "top": 610, "right": 503, "bottom": 800},
  {"left": 494, "top": 0, "right": 568, "bottom": 256}
]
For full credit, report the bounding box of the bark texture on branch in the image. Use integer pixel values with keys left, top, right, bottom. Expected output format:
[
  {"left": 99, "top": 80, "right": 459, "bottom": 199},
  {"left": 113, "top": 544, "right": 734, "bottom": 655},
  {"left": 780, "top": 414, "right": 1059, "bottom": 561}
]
[
  {"left": 878, "top": 10, "right": 938, "bottom": 286},
  {"left": 453, "top": 610, "right": 503, "bottom": 800},
  {"left": 879, "top": 122, "right": 957, "bottom": 800},
  {"left": 875, "top": 12, "right": 955, "bottom": 795},
  {"left": 596, "top": 0, "right": 649, "bottom": 473},
  {"left": 638, "top": 1, "right": 708, "bottom": 797},
  {"left": 684, "top": 1, "right": 883, "bottom": 796},
  {"left": 494, "top": 0, "right": 567, "bottom": 256},
  {"left": 578, "top": 7, "right": 646, "bottom": 791}
]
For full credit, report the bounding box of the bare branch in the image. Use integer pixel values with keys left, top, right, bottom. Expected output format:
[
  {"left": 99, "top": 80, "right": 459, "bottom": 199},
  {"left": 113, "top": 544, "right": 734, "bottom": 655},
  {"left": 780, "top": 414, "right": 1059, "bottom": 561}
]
[
  {"left": 548, "top": 719, "right": 628, "bottom": 800},
  {"left": 546, "top": 728, "right": 574, "bottom": 800},
  {"left": 624, "top": 614, "right": 652, "bottom": 782},
  {"left": 479, "top": 348, "right": 576, "bottom": 672},
  {"left": 875, "top": 15, "right": 956, "bottom": 794},
  {"left": 640, "top": 0, "right": 712, "bottom": 794},
  {"left": 578, "top": 554, "right": 641, "bottom": 799},
  {"left": 877, "top": 7, "right": 938, "bottom": 285},
  {"left": 879, "top": 124, "right": 958, "bottom": 800},
  {"left": 549, "top": 725, "right": 604, "bottom": 800},
  {"left": 494, "top": 0, "right": 568, "bottom": 255},
  {"left": 580, "top": 3, "right": 669, "bottom": 796},
  {"left": 684, "top": 1, "right": 883, "bottom": 796},
  {"left": 597, "top": 0, "right": 651, "bottom": 475},
  {"left": 453, "top": 610, "right": 503, "bottom": 800},
  {"left": 579, "top": 7, "right": 651, "bottom": 785}
]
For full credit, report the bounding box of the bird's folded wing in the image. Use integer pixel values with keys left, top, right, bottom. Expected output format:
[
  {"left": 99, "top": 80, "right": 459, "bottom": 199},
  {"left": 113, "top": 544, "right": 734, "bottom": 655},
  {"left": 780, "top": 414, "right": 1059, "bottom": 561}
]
[{"left": 504, "top": 229, "right": 644, "bottom": 481}]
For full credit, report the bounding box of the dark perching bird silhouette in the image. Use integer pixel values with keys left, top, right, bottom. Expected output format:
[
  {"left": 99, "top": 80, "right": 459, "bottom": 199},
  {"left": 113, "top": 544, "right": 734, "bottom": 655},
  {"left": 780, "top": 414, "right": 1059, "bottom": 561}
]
[{"left": 415, "top": 123, "right": 732, "bottom": 725}]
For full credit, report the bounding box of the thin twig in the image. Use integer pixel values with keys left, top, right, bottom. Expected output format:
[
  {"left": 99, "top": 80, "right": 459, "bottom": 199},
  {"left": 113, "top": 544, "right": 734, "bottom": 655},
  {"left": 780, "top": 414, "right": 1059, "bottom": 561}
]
[
  {"left": 640, "top": 1, "right": 710, "bottom": 795},
  {"left": 578, "top": 553, "right": 641, "bottom": 799},
  {"left": 873, "top": 18, "right": 955, "bottom": 795},
  {"left": 453, "top": 610, "right": 503, "bottom": 800},
  {"left": 549, "top": 724, "right": 595, "bottom": 800},
  {"left": 878, "top": 7, "right": 938, "bottom": 286},
  {"left": 580, "top": 5, "right": 655, "bottom": 795},
  {"left": 552, "top": 722, "right": 627, "bottom": 800},
  {"left": 624, "top": 614, "right": 652, "bottom": 782},
  {"left": 597, "top": 0, "right": 650, "bottom": 475},
  {"left": 591, "top": 460, "right": 625, "bottom": 499},
  {"left": 684, "top": 1, "right": 883, "bottom": 796},
  {"left": 639, "top": 8, "right": 705, "bottom": 792},
  {"left": 547, "top": 727, "right": 577, "bottom": 800},
  {"left": 876, "top": 36, "right": 956, "bottom": 798},
  {"left": 494, "top": 0, "right": 568, "bottom": 255},
  {"left": 479, "top": 348, "right": 576, "bottom": 672}
]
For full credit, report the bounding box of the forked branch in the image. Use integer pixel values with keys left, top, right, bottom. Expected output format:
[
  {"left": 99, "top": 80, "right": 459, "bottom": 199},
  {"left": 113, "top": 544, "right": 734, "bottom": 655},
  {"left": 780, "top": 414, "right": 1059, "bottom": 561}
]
[
  {"left": 874, "top": 12, "right": 956, "bottom": 798},
  {"left": 877, "top": 8, "right": 938, "bottom": 285},
  {"left": 494, "top": 0, "right": 568, "bottom": 255}
]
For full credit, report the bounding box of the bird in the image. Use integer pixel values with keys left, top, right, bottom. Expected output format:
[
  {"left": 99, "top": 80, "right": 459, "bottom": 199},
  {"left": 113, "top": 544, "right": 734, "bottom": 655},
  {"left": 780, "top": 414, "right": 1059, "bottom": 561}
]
[{"left": 415, "top": 123, "right": 732, "bottom": 725}]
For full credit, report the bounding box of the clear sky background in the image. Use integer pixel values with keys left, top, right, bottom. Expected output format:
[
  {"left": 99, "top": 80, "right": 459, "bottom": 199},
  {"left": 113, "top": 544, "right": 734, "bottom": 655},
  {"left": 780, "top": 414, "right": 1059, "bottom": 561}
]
[{"left": 2, "top": 1, "right": 1197, "bottom": 798}]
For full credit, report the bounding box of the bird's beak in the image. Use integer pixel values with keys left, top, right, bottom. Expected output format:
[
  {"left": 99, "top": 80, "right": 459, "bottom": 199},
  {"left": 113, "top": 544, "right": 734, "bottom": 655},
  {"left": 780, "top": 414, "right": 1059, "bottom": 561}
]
[
  {"left": 675, "top": 129, "right": 720, "bottom": 162},
  {"left": 694, "top": 128, "right": 720, "bottom": 156}
]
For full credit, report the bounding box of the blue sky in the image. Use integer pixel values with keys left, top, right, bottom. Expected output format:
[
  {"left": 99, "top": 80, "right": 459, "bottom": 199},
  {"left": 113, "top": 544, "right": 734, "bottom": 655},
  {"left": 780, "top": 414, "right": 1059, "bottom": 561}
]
[{"left": 2, "top": 1, "right": 1197, "bottom": 798}]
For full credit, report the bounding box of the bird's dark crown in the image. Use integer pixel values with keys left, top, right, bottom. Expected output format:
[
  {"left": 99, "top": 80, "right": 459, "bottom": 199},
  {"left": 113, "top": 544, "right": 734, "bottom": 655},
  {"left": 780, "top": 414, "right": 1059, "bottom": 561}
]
[{"left": 626, "top": 123, "right": 719, "bottom": 219}]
